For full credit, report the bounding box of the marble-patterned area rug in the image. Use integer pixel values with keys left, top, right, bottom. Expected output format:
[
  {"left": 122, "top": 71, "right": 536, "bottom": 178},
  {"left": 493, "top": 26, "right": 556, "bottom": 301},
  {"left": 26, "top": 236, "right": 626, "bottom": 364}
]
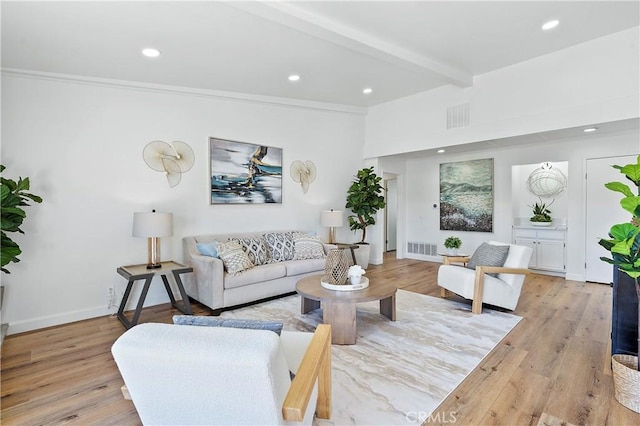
[{"left": 220, "top": 289, "right": 521, "bottom": 425}]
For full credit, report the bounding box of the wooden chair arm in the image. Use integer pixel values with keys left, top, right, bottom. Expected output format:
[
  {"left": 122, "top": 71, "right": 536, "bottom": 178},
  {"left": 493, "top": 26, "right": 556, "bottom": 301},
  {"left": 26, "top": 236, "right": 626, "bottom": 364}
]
[
  {"left": 471, "top": 266, "right": 530, "bottom": 314},
  {"left": 476, "top": 266, "right": 531, "bottom": 276},
  {"left": 282, "top": 324, "right": 332, "bottom": 422}
]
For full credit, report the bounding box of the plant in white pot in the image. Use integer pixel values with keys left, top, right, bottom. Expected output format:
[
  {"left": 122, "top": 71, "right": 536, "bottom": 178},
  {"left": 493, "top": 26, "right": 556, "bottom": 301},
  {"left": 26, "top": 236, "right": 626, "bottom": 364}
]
[
  {"left": 443, "top": 236, "right": 462, "bottom": 255},
  {"left": 345, "top": 167, "right": 386, "bottom": 269},
  {"left": 598, "top": 155, "right": 640, "bottom": 413},
  {"left": 0, "top": 164, "right": 43, "bottom": 343},
  {"left": 529, "top": 198, "right": 553, "bottom": 226}
]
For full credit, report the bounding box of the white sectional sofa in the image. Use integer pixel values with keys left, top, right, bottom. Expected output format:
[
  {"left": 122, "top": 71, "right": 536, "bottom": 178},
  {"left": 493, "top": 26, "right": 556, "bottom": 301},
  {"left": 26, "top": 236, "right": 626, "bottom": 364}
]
[{"left": 182, "top": 230, "right": 335, "bottom": 315}]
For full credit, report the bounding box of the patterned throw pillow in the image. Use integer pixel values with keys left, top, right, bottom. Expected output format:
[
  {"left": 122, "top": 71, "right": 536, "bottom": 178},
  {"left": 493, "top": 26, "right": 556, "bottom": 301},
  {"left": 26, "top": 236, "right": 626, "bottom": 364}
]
[
  {"left": 293, "top": 234, "right": 326, "bottom": 260},
  {"left": 229, "top": 237, "right": 270, "bottom": 266},
  {"left": 216, "top": 240, "right": 254, "bottom": 275},
  {"left": 466, "top": 243, "right": 510, "bottom": 277},
  {"left": 263, "top": 232, "right": 295, "bottom": 262}
]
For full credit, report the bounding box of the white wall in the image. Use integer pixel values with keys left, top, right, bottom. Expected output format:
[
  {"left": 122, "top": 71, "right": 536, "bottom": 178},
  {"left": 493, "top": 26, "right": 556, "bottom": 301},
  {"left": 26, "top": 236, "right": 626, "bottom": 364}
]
[
  {"left": 365, "top": 27, "right": 639, "bottom": 158},
  {"left": 402, "top": 131, "right": 639, "bottom": 281},
  {"left": 1, "top": 73, "right": 365, "bottom": 333}
]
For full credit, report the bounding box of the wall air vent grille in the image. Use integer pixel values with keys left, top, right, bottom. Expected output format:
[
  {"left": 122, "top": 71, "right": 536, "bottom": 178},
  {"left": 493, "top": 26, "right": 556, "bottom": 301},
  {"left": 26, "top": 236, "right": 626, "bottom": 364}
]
[
  {"left": 407, "top": 242, "right": 438, "bottom": 255},
  {"left": 446, "top": 102, "right": 471, "bottom": 129}
]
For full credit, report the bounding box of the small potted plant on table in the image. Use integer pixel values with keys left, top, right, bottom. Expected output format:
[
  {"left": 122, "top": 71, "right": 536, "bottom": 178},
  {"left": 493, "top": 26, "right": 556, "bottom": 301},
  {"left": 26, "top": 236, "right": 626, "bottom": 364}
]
[{"left": 444, "top": 236, "right": 462, "bottom": 255}]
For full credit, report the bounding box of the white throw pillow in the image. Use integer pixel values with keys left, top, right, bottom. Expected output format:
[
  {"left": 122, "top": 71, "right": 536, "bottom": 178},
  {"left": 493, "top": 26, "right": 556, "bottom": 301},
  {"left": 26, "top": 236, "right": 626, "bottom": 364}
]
[{"left": 293, "top": 234, "right": 326, "bottom": 260}]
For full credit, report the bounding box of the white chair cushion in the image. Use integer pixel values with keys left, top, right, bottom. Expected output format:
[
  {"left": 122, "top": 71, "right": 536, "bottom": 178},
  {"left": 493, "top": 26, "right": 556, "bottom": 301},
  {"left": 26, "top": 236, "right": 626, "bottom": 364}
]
[
  {"left": 489, "top": 241, "right": 531, "bottom": 287},
  {"left": 438, "top": 265, "right": 519, "bottom": 310},
  {"left": 112, "top": 323, "right": 297, "bottom": 425}
]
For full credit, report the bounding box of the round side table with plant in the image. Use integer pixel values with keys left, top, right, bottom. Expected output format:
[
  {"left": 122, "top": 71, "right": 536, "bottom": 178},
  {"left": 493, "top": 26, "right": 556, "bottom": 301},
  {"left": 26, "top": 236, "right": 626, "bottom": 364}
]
[{"left": 444, "top": 236, "right": 462, "bottom": 255}]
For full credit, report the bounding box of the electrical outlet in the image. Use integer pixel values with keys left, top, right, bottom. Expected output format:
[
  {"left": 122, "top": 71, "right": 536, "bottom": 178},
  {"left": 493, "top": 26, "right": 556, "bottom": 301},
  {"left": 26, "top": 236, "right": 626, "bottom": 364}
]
[{"left": 107, "top": 287, "right": 115, "bottom": 310}]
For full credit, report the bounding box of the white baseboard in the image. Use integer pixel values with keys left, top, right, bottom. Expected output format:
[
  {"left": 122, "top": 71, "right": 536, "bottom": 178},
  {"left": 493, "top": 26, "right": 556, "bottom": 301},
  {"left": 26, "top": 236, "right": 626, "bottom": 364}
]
[
  {"left": 6, "top": 292, "right": 172, "bottom": 335},
  {"left": 7, "top": 305, "right": 114, "bottom": 335},
  {"left": 565, "top": 273, "right": 586, "bottom": 282}
]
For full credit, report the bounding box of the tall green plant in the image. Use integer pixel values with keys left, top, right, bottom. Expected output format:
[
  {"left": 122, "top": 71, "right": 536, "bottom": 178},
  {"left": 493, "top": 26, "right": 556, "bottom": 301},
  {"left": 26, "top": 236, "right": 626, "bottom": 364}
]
[
  {"left": 598, "top": 155, "right": 640, "bottom": 281},
  {"left": 345, "top": 167, "right": 386, "bottom": 244},
  {"left": 1, "top": 165, "right": 43, "bottom": 274}
]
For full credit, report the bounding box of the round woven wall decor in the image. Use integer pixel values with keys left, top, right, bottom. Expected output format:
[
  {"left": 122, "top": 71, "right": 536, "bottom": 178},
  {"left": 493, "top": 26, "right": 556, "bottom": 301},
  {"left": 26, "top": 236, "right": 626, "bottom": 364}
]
[{"left": 527, "top": 162, "right": 567, "bottom": 198}]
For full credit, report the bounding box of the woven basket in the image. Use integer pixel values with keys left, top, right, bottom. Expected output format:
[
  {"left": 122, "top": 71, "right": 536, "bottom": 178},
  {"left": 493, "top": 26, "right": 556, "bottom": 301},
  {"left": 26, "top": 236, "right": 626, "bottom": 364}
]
[{"left": 612, "top": 354, "right": 640, "bottom": 413}]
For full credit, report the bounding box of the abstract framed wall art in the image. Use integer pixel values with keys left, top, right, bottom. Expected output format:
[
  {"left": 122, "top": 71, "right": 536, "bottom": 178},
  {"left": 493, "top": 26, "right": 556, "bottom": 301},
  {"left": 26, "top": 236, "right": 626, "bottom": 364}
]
[
  {"left": 209, "top": 137, "right": 283, "bottom": 204},
  {"left": 439, "top": 158, "right": 494, "bottom": 232}
]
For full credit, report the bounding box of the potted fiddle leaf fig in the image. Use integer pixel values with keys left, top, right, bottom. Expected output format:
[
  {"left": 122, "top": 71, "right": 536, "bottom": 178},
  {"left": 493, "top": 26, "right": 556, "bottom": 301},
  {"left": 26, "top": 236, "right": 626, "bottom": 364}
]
[
  {"left": 1, "top": 164, "right": 43, "bottom": 274},
  {"left": 598, "top": 155, "right": 640, "bottom": 412},
  {"left": 345, "top": 167, "right": 386, "bottom": 268},
  {"left": 598, "top": 156, "right": 640, "bottom": 282}
]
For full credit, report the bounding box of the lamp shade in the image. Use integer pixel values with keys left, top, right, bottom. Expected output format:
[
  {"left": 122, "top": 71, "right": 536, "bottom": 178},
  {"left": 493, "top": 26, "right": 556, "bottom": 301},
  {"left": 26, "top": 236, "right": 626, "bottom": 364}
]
[
  {"left": 132, "top": 212, "right": 173, "bottom": 238},
  {"left": 320, "top": 210, "right": 343, "bottom": 227}
]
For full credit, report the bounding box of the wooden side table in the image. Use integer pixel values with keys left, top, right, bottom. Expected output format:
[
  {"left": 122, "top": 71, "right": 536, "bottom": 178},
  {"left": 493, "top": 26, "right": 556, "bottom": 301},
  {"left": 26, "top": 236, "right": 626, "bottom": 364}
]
[
  {"left": 439, "top": 254, "right": 470, "bottom": 266},
  {"left": 116, "top": 261, "right": 193, "bottom": 329}
]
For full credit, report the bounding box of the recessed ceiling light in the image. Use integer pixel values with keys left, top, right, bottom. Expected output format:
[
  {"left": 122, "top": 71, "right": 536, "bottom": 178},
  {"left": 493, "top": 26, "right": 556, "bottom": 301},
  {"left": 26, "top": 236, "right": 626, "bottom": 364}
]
[
  {"left": 583, "top": 127, "right": 598, "bottom": 133},
  {"left": 363, "top": 88, "right": 373, "bottom": 94},
  {"left": 437, "top": 149, "right": 445, "bottom": 153},
  {"left": 142, "top": 48, "right": 161, "bottom": 58},
  {"left": 288, "top": 75, "right": 300, "bottom": 82},
  {"left": 542, "top": 20, "right": 559, "bottom": 31}
]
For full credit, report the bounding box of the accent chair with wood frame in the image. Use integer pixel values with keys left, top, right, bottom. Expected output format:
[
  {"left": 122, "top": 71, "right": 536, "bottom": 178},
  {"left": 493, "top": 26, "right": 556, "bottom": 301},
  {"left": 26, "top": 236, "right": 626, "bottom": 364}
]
[
  {"left": 111, "top": 322, "right": 331, "bottom": 425},
  {"left": 438, "top": 241, "right": 533, "bottom": 314}
]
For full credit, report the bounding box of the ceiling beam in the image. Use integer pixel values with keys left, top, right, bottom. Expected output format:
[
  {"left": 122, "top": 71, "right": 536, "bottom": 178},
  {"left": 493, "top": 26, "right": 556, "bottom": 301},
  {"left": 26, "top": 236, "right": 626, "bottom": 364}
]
[{"left": 229, "top": 2, "right": 473, "bottom": 88}]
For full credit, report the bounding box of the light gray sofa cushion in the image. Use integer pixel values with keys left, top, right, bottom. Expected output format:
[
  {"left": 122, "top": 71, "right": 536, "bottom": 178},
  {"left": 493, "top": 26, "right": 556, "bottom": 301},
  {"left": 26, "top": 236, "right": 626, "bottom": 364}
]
[
  {"left": 282, "top": 258, "right": 326, "bottom": 276},
  {"left": 224, "top": 263, "right": 287, "bottom": 289}
]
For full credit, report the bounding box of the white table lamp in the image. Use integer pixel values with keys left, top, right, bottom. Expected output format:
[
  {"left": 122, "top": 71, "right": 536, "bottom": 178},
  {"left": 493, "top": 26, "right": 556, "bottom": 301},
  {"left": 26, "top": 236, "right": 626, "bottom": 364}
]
[
  {"left": 321, "top": 209, "right": 343, "bottom": 244},
  {"left": 132, "top": 210, "right": 173, "bottom": 269}
]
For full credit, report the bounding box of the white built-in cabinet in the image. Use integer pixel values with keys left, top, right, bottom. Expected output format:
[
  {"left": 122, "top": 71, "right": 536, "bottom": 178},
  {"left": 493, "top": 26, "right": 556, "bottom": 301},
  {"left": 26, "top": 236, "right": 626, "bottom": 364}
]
[{"left": 513, "top": 228, "right": 566, "bottom": 273}]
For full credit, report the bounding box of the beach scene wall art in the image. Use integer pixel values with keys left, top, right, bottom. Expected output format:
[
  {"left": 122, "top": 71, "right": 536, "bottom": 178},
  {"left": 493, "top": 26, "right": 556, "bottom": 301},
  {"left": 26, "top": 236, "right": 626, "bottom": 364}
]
[
  {"left": 439, "top": 158, "right": 494, "bottom": 232},
  {"left": 209, "top": 137, "right": 283, "bottom": 204}
]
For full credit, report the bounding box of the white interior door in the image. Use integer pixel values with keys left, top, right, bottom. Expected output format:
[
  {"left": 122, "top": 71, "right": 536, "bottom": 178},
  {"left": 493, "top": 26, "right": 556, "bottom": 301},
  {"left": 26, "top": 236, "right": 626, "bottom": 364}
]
[
  {"left": 385, "top": 179, "right": 397, "bottom": 251},
  {"left": 585, "top": 155, "right": 637, "bottom": 283}
]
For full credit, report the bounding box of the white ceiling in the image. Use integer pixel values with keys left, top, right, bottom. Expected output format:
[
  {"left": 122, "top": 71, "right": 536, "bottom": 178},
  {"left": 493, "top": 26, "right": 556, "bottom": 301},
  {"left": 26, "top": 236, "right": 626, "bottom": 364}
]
[{"left": 2, "top": 1, "right": 639, "bottom": 108}]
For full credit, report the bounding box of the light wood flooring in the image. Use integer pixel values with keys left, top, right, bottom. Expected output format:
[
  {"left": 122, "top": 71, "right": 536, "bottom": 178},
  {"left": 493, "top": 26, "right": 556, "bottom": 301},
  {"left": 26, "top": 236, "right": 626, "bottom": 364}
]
[{"left": 2, "top": 254, "right": 639, "bottom": 425}]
